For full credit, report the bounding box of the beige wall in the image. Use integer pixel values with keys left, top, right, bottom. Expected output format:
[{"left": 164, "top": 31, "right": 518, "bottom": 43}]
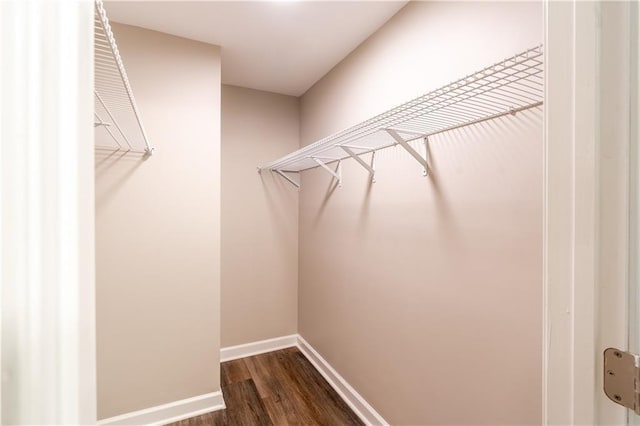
[
  {"left": 95, "top": 23, "right": 221, "bottom": 419},
  {"left": 221, "top": 85, "right": 299, "bottom": 347},
  {"left": 298, "top": 2, "right": 543, "bottom": 425}
]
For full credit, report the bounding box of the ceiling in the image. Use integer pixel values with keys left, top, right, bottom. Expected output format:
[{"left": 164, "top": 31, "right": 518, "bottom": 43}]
[{"left": 104, "top": 1, "right": 407, "bottom": 96}]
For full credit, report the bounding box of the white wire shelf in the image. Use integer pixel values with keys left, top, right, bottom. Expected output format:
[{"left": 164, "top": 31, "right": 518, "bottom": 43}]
[
  {"left": 259, "top": 45, "right": 543, "bottom": 188},
  {"left": 94, "top": 0, "right": 152, "bottom": 155}
]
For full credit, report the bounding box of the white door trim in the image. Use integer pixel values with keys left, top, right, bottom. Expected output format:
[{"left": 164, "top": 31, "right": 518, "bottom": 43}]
[
  {"left": 544, "top": 1, "right": 630, "bottom": 424},
  {"left": 0, "top": 0, "right": 96, "bottom": 423}
]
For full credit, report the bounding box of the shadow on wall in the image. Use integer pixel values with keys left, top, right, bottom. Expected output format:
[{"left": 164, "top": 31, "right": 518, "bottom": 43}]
[
  {"left": 430, "top": 107, "right": 543, "bottom": 179},
  {"left": 357, "top": 159, "right": 375, "bottom": 236},
  {"left": 260, "top": 170, "right": 299, "bottom": 244},
  {"left": 95, "top": 149, "right": 147, "bottom": 209},
  {"left": 303, "top": 106, "right": 543, "bottom": 235},
  {"left": 312, "top": 162, "right": 342, "bottom": 228}
]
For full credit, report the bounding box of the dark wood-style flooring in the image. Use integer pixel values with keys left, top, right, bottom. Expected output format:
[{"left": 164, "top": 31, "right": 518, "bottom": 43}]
[{"left": 168, "top": 347, "right": 364, "bottom": 426}]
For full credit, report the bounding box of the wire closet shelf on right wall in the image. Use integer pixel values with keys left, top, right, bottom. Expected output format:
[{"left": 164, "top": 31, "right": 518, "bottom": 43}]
[{"left": 258, "top": 45, "right": 544, "bottom": 189}]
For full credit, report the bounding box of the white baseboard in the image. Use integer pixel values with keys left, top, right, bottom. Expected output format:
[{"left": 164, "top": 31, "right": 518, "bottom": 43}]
[
  {"left": 220, "top": 334, "right": 298, "bottom": 362},
  {"left": 97, "top": 391, "right": 225, "bottom": 426},
  {"left": 296, "top": 335, "right": 389, "bottom": 426},
  {"left": 99, "top": 334, "right": 384, "bottom": 426},
  {"left": 221, "top": 334, "right": 388, "bottom": 425}
]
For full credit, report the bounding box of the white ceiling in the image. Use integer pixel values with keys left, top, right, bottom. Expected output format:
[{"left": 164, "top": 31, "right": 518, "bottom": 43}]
[{"left": 104, "top": 1, "right": 407, "bottom": 96}]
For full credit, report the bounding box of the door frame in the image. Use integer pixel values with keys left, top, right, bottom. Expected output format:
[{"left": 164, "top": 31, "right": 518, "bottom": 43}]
[
  {"left": 0, "top": 0, "right": 96, "bottom": 423},
  {"left": 544, "top": 1, "right": 631, "bottom": 424}
]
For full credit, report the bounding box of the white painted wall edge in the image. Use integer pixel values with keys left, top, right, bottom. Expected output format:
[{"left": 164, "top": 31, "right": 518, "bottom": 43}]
[
  {"left": 220, "top": 334, "right": 389, "bottom": 426},
  {"left": 97, "top": 392, "right": 225, "bottom": 426}
]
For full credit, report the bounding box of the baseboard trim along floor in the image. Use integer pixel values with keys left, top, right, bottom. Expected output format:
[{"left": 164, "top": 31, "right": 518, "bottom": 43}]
[
  {"left": 296, "top": 335, "right": 389, "bottom": 426},
  {"left": 97, "top": 391, "right": 225, "bottom": 426},
  {"left": 220, "top": 334, "right": 299, "bottom": 362},
  {"left": 221, "top": 334, "right": 389, "bottom": 426},
  {"left": 98, "top": 334, "right": 387, "bottom": 425}
]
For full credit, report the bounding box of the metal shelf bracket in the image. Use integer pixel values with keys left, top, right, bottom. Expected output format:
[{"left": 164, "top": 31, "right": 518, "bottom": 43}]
[
  {"left": 274, "top": 170, "right": 300, "bottom": 189},
  {"left": 341, "top": 146, "right": 376, "bottom": 183},
  {"left": 312, "top": 157, "right": 342, "bottom": 187},
  {"left": 386, "top": 129, "right": 429, "bottom": 176}
]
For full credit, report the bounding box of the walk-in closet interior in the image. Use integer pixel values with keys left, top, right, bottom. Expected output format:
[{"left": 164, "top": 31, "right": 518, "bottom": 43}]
[{"left": 94, "top": 1, "right": 543, "bottom": 424}]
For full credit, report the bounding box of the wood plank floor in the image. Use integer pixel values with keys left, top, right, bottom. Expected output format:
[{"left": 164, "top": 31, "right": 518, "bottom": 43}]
[{"left": 168, "top": 347, "right": 364, "bottom": 426}]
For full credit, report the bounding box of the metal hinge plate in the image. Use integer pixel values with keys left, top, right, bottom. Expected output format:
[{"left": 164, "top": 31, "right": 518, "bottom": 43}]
[{"left": 604, "top": 347, "right": 640, "bottom": 414}]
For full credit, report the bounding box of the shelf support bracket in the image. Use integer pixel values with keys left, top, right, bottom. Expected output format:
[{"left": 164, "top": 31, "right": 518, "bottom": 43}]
[
  {"left": 274, "top": 170, "right": 300, "bottom": 189},
  {"left": 94, "top": 111, "right": 123, "bottom": 150},
  {"left": 341, "top": 146, "right": 376, "bottom": 183},
  {"left": 385, "top": 129, "right": 429, "bottom": 176},
  {"left": 312, "top": 157, "right": 342, "bottom": 187},
  {"left": 385, "top": 127, "right": 426, "bottom": 140}
]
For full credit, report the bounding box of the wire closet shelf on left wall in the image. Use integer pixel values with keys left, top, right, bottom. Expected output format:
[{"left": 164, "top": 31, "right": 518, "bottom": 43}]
[{"left": 94, "top": 0, "right": 153, "bottom": 155}]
